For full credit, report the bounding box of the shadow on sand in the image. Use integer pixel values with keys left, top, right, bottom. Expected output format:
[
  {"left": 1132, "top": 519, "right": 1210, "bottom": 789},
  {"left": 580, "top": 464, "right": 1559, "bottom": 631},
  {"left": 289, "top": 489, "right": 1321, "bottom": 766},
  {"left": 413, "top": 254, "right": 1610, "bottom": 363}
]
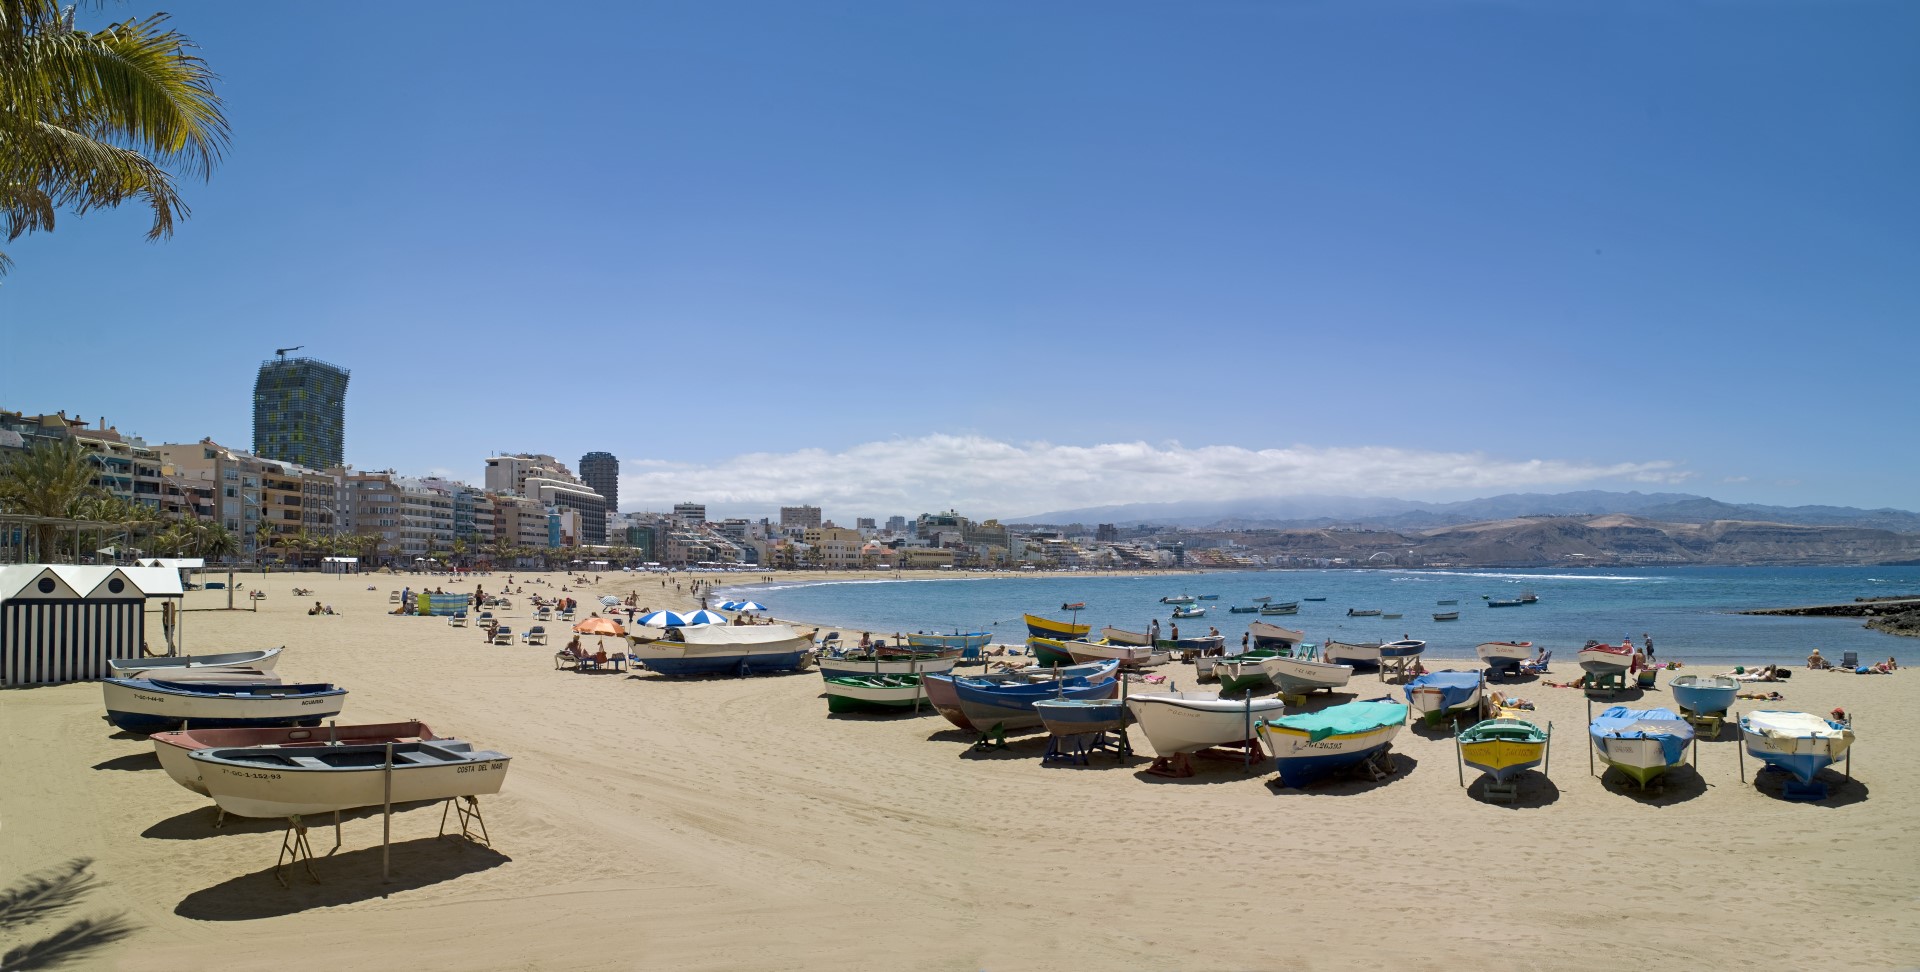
[
  {"left": 1464, "top": 773, "right": 1563, "bottom": 808},
  {"left": 93, "top": 751, "right": 160, "bottom": 772},
  {"left": 1264, "top": 753, "right": 1422, "bottom": 796},
  {"left": 1747, "top": 766, "right": 1870, "bottom": 807},
  {"left": 141, "top": 801, "right": 444, "bottom": 841},
  {"left": 1593, "top": 765, "right": 1709, "bottom": 805},
  {"left": 174, "top": 836, "right": 510, "bottom": 920}
]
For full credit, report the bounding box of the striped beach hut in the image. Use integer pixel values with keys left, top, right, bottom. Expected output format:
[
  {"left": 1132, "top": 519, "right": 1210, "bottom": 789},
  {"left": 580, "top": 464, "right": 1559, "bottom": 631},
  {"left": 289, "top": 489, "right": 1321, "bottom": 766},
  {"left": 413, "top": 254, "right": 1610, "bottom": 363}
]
[{"left": 0, "top": 565, "right": 182, "bottom": 686}]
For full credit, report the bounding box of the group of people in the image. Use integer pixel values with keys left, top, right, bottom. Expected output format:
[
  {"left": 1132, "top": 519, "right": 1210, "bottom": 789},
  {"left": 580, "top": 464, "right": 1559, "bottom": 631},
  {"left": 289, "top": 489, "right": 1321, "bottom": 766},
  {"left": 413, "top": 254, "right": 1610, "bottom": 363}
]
[
  {"left": 1806, "top": 648, "right": 1899, "bottom": 674},
  {"left": 307, "top": 600, "right": 336, "bottom": 615}
]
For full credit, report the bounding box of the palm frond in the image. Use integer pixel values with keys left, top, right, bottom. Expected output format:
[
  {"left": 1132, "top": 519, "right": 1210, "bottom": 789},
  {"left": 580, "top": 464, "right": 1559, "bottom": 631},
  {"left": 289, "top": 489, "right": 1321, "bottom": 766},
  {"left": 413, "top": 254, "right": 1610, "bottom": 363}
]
[
  {"left": 1, "top": 912, "right": 138, "bottom": 971},
  {"left": 0, "top": 858, "right": 96, "bottom": 932}
]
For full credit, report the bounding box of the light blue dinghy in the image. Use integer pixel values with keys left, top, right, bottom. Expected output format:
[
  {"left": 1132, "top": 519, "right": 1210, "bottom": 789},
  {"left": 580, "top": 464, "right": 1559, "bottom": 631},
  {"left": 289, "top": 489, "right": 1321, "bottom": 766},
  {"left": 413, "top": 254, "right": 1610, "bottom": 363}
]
[{"left": 1670, "top": 675, "right": 1739, "bottom": 717}]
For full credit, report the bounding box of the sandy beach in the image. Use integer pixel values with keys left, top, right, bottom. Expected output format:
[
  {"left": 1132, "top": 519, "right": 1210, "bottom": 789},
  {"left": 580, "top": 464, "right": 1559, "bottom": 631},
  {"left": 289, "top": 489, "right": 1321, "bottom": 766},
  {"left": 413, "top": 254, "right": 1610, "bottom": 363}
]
[{"left": 4, "top": 568, "right": 1917, "bottom": 971}]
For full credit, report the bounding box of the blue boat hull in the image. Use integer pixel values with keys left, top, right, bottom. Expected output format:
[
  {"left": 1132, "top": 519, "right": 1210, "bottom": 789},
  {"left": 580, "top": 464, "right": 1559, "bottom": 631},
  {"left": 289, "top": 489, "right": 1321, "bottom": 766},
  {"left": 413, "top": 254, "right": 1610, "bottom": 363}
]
[
  {"left": 638, "top": 650, "right": 810, "bottom": 676},
  {"left": 105, "top": 710, "right": 336, "bottom": 734},
  {"left": 1272, "top": 744, "right": 1391, "bottom": 788},
  {"left": 1747, "top": 748, "right": 1835, "bottom": 786},
  {"left": 1033, "top": 701, "right": 1129, "bottom": 734}
]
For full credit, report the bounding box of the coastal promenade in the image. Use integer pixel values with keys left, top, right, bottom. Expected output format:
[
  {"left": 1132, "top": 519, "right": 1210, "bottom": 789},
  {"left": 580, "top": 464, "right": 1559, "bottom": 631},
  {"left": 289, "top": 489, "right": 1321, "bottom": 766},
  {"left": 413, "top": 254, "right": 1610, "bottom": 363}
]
[{"left": 3, "top": 569, "right": 1915, "bottom": 971}]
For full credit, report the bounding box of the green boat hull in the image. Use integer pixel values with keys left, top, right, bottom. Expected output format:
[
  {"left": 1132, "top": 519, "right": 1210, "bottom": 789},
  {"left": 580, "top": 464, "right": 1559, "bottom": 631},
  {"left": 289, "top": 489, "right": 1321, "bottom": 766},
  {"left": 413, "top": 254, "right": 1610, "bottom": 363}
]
[
  {"left": 827, "top": 694, "right": 923, "bottom": 714},
  {"left": 1028, "top": 640, "right": 1078, "bottom": 667}
]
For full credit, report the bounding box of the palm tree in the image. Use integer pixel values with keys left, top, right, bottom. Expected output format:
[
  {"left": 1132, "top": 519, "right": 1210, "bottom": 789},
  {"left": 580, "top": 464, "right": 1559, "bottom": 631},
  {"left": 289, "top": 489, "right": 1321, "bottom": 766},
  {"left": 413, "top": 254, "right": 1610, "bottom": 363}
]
[
  {"left": 193, "top": 520, "right": 236, "bottom": 562},
  {"left": 253, "top": 523, "right": 273, "bottom": 565},
  {"left": 1, "top": 0, "right": 229, "bottom": 274},
  {"left": 0, "top": 437, "right": 99, "bottom": 560}
]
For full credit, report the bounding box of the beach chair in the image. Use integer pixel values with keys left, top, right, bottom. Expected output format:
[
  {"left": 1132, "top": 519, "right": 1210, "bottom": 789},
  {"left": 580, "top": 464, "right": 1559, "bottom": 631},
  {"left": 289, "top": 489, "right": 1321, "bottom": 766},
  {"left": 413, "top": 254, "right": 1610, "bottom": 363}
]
[
  {"left": 448, "top": 611, "right": 468, "bottom": 628},
  {"left": 525, "top": 626, "right": 548, "bottom": 646},
  {"left": 1840, "top": 651, "right": 1859, "bottom": 670},
  {"left": 818, "top": 631, "right": 841, "bottom": 651},
  {"left": 492, "top": 625, "right": 514, "bottom": 646},
  {"left": 389, "top": 591, "right": 401, "bottom": 603},
  {"left": 1519, "top": 649, "right": 1552, "bottom": 675},
  {"left": 559, "top": 609, "right": 576, "bottom": 622},
  {"left": 535, "top": 606, "right": 553, "bottom": 622},
  {"left": 478, "top": 611, "right": 495, "bottom": 625}
]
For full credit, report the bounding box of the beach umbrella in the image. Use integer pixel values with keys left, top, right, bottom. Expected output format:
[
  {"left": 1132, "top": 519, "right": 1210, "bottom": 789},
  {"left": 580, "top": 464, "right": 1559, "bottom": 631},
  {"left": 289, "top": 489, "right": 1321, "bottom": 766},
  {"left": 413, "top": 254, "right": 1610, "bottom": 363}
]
[
  {"left": 719, "top": 600, "right": 766, "bottom": 612},
  {"left": 681, "top": 610, "right": 729, "bottom": 626},
  {"left": 599, "top": 595, "right": 622, "bottom": 606},
  {"left": 637, "top": 610, "right": 691, "bottom": 627},
  {"left": 574, "top": 617, "right": 626, "bottom": 636}
]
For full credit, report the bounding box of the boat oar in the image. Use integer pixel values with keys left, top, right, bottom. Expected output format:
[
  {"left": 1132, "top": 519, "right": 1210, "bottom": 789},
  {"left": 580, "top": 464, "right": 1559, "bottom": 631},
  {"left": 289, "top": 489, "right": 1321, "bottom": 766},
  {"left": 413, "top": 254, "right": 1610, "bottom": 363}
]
[
  {"left": 1544, "top": 722, "right": 1553, "bottom": 779},
  {"left": 1453, "top": 723, "right": 1464, "bottom": 788}
]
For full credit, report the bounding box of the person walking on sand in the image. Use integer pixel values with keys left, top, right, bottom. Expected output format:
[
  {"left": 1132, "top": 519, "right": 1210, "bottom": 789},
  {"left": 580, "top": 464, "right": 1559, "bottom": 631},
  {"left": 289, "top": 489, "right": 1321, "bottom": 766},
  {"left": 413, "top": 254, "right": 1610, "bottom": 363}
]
[
  {"left": 1643, "top": 633, "right": 1655, "bottom": 664},
  {"left": 1149, "top": 619, "right": 1160, "bottom": 643}
]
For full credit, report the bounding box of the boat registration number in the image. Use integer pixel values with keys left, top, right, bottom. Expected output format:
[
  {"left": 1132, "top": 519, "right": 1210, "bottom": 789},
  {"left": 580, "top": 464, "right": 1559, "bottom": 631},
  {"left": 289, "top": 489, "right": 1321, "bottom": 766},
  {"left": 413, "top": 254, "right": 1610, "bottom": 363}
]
[{"left": 222, "top": 768, "right": 282, "bottom": 780}]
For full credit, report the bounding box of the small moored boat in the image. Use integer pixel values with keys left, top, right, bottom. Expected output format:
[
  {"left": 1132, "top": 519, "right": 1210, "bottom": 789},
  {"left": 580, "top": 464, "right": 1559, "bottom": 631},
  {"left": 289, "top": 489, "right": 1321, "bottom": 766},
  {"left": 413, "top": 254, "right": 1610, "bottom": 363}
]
[
  {"left": 152, "top": 720, "right": 437, "bottom": 796},
  {"left": 1457, "top": 718, "right": 1549, "bottom": 785},
  {"left": 1487, "top": 598, "right": 1526, "bottom": 608},
  {"left": 824, "top": 674, "right": 931, "bottom": 714},
  {"left": 1171, "top": 606, "right": 1206, "bottom": 619},
  {"left": 1432, "top": 611, "right": 1459, "bottom": 622},
  {"left": 1258, "top": 700, "right": 1408, "bottom": 788},
  {"left": 191, "top": 739, "right": 510, "bottom": 818},
  {"left": 1669, "top": 675, "right": 1739, "bottom": 717},
  {"left": 1229, "top": 606, "right": 1260, "bottom": 614},
  {"left": 102, "top": 679, "right": 347, "bottom": 735},
  {"left": 1125, "top": 693, "right": 1287, "bottom": 756},
  {"left": 1159, "top": 595, "right": 1196, "bottom": 605},
  {"left": 1259, "top": 603, "right": 1299, "bottom": 616},
  {"left": 1403, "top": 670, "right": 1482, "bottom": 724},
  {"left": 107, "top": 647, "right": 284, "bottom": 677},
  {"left": 1589, "top": 706, "right": 1693, "bottom": 788},
  {"left": 1740, "top": 710, "right": 1855, "bottom": 789},
  {"left": 1347, "top": 608, "right": 1382, "bottom": 617}
]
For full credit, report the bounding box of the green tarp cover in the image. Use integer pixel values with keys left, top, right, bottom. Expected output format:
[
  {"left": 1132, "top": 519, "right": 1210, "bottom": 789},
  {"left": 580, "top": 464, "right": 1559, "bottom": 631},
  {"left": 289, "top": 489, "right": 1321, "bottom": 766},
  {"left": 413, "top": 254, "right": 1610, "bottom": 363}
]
[{"left": 1267, "top": 700, "right": 1408, "bottom": 742}]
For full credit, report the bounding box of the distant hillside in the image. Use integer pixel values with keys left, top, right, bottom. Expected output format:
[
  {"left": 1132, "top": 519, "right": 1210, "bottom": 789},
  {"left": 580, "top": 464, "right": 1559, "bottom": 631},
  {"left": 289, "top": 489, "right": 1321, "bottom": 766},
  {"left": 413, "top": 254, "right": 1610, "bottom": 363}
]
[{"left": 1017, "top": 490, "right": 1920, "bottom": 535}]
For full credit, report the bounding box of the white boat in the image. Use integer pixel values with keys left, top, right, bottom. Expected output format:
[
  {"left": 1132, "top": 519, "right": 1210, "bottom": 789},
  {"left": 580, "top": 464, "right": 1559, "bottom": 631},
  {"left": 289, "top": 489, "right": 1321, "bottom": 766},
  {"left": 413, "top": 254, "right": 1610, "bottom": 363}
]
[
  {"left": 152, "top": 720, "right": 439, "bottom": 796},
  {"left": 626, "top": 623, "right": 816, "bottom": 676},
  {"left": 1159, "top": 595, "right": 1196, "bottom": 605},
  {"left": 1740, "top": 710, "right": 1855, "bottom": 786},
  {"left": 191, "top": 739, "right": 510, "bottom": 818},
  {"left": 1170, "top": 606, "right": 1206, "bottom": 619},
  {"left": 1258, "top": 700, "right": 1409, "bottom": 788},
  {"left": 1063, "top": 640, "right": 1171, "bottom": 668},
  {"left": 1577, "top": 641, "right": 1635, "bottom": 674},
  {"left": 118, "top": 667, "right": 282, "bottom": 685},
  {"left": 1101, "top": 626, "right": 1152, "bottom": 647},
  {"left": 107, "top": 647, "right": 283, "bottom": 677},
  {"left": 102, "top": 679, "right": 347, "bottom": 734},
  {"left": 1589, "top": 706, "right": 1694, "bottom": 787},
  {"left": 1475, "top": 641, "right": 1535, "bottom": 668},
  {"left": 1124, "top": 693, "right": 1288, "bottom": 756},
  {"left": 1258, "top": 655, "right": 1353, "bottom": 695},
  {"left": 1247, "top": 622, "right": 1305, "bottom": 649},
  {"left": 817, "top": 653, "right": 960, "bottom": 679},
  {"left": 1403, "top": 670, "right": 1483, "bottom": 724},
  {"left": 1322, "top": 640, "right": 1384, "bottom": 667}
]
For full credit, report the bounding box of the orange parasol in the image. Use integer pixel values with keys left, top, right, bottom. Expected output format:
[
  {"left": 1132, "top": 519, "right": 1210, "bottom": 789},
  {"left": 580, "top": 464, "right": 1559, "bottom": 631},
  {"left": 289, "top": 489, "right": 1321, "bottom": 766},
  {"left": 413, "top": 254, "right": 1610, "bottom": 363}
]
[{"left": 573, "top": 617, "right": 626, "bottom": 636}]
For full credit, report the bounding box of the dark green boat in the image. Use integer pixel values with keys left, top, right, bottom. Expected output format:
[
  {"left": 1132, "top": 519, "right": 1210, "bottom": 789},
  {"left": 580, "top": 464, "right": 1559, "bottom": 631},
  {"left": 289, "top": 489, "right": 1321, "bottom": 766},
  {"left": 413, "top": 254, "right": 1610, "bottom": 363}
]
[{"left": 824, "top": 674, "right": 929, "bottom": 714}]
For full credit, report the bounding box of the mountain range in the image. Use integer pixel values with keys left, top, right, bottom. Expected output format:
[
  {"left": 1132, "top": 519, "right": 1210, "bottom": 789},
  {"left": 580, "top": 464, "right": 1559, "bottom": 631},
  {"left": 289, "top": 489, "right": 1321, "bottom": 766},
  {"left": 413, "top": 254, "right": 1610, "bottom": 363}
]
[{"left": 1015, "top": 491, "right": 1920, "bottom": 534}]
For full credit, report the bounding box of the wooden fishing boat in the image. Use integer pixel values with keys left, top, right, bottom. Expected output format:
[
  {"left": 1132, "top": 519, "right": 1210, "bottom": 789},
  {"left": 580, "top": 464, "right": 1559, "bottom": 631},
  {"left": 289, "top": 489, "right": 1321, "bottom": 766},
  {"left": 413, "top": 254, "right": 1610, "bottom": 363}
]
[
  {"left": 1381, "top": 613, "right": 1403, "bottom": 620},
  {"left": 872, "top": 644, "right": 963, "bottom": 661},
  {"left": 102, "top": 679, "right": 347, "bottom": 735},
  {"left": 1322, "top": 639, "right": 1385, "bottom": 668},
  {"left": 1258, "top": 700, "right": 1408, "bottom": 788},
  {"left": 1170, "top": 606, "right": 1206, "bottom": 619},
  {"left": 120, "top": 667, "right": 280, "bottom": 685},
  {"left": 1518, "top": 592, "right": 1538, "bottom": 603},
  {"left": 1259, "top": 604, "right": 1299, "bottom": 616},
  {"left": 107, "top": 647, "right": 283, "bottom": 677},
  {"left": 626, "top": 623, "right": 815, "bottom": 676},
  {"left": 1250, "top": 596, "right": 1272, "bottom": 603},
  {"left": 1229, "top": 606, "right": 1260, "bottom": 614},
  {"left": 1258, "top": 655, "right": 1353, "bottom": 695},
  {"left": 1033, "top": 697, "right": 1131, "bottom": 735},
  {"left": 1159, "top": 595, "right": 1196, "bottom": 605},
  {"left": 1475, "top": 641, "right": 1535, "bottom": 673},
  {"left": 1302, "top": 597, "right": 1327, "bottom": 602},
  {"left": 1457, "top": 717, "right": 1549, "bottom": 784},
  {"left": 1214, "top": 658, "right": 1277, "bottom": 694},
  {"left": 1486, "top": 598, "right": 1526, "bottom": 608},
  {"left": 904, "top": 632, "right": 991, "bottom": 654},
  {"left": 1197, "top": 594, "right": 1220, "bottom": 601},
  {"left": 1248, "top": 622, "right": 1305, "bottom": 650},
  {"left": 1589, "top": 706, "right": 1693, "bottom": 787},
  {"left": 943, "top": 662, "right": 1121, "bottom": 733},
  {"left": 1026, "top": 636, "right": 1086, "bottom": 667},
  {"left": 1740, "top": 711, "right": 1855, "bottom": 787},
  {"left": 152, "top": 721, "right": 438, "bottom": 796},
  {"left": 1378, "top": 639, "right": 1427, "bottom": 661},
  {"left": 1432, "top": 611, "right": 1459, "bottom": 621},
  {"left": 191, "top": 739, "right": 510, "bottom": 818},
  {"left": 1059, "top": 602, "right": 1086, "bottom": 612},
  {"left": 1403, "top": 670, "right": 1482, "bottom": 725},
  {"left": 1576, "top": 641, "right": 1635, "bottom": 675},
  {"left": 817, "top": 652, "right": 960, "bottom": 679},
  {"left": 1670, "top": 675, "right": 1740, "bottom": 717},
  {"left": 824, "top": 674, "right": 931, "bottom": 713},
  {"left": 1064, "top": 639, "right": 1169, "bottom": 668},
  {"left": 1347, "top": 608, "right": 1382, "bottom": 617},
  {"left": 1024, "top": 613, "right": 1091, "bottom": 641},
  {"left": 1126, "top": 693, "right": 1287, "bottom": 756},
  {"left": 1101, "top": 626, "right": 1152, "bottom": 646},
  {"left": 1436, "top": 599, "right": 1459, "bottom": 606}
]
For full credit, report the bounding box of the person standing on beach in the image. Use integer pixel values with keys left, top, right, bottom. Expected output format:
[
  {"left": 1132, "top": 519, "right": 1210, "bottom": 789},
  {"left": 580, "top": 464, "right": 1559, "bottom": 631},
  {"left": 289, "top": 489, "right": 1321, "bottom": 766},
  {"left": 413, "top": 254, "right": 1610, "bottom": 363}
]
[
  {"left": 1149, "top": 619, "right": 1160, "bottom": 643},
  {"left": 1644, "top": 633, "right": 1655, "bottom": 664}
]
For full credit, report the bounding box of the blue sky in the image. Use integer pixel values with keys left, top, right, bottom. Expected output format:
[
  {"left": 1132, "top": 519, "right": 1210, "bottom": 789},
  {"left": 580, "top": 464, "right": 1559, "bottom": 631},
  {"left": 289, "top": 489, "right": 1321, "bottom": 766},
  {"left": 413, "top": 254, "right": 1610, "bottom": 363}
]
[{"left": 4, "top": 1, "right": 1915, "bottom": 517}]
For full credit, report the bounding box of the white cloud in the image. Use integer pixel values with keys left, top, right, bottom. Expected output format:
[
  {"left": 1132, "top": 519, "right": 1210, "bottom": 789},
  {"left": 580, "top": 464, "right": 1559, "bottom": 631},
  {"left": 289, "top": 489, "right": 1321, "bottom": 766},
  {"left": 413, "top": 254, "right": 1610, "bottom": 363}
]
[
  {"left": 617, "top": 434, "right": 1688, "bottom": 518},
  {"left": 1722, "top": 475, "right": 1751, "bottom": 483}
]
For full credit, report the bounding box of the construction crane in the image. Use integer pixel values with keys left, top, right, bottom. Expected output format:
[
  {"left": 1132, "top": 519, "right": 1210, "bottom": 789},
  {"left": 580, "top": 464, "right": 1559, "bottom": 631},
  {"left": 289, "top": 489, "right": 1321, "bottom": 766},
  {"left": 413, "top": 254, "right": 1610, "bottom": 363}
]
[{"left": 274, "top": 345, "right": 304, "bottom": 359}]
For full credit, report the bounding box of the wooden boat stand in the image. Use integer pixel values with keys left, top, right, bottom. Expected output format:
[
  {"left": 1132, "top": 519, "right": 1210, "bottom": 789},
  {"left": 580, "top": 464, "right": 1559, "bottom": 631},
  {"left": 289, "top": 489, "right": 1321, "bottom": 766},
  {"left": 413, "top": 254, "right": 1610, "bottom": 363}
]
[
  {"left": 1379, "top": 658, "right": 1414, "bottom": 684},
  {"left": 1679, "top": 707, "right": 1727, "bottom": 737},
  {"left": 1043, "top": 728, "right": 1131, "bottom": 766},
  {"left": 971, "top": 725, "right": 1009, "bottom": 751},
  {"left": 1357, "top": 745, "right": 1397, "bottom": 782},
  {"left": 439, "top": 795, "right": 491, "bottom": 847},
  {"left": 1584, "top": 671, "right": 1626, "bottom": 696},
  {"left": 1145, "top": 738, "right": 1263, "bottom": 779},
  {"left": 275, "top": 815, "right": 322, "bottom": 888}
]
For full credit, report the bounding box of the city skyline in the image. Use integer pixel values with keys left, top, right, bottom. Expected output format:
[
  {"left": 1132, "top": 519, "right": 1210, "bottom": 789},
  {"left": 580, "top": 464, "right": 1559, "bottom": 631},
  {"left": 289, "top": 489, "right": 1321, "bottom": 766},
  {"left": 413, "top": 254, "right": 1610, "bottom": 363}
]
[{"left": 3, "top": 2, "right": 1913, "bottom": 510}]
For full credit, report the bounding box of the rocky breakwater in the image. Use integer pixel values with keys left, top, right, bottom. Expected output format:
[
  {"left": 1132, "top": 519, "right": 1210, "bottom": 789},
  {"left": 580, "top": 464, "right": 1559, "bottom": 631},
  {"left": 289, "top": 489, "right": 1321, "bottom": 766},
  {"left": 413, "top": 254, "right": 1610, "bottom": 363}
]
[{"left": 1742, "top": 595, "right": 1920, "bottom": 638}]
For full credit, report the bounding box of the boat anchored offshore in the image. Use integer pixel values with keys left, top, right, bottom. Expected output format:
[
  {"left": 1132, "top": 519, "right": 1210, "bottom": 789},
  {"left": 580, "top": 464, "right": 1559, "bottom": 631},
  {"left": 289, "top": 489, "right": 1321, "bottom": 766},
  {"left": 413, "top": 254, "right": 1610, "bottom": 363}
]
[
  {"left": 1160, "top": 595, "right": 1196, "bottom": 605},
  {"left": 191, "top": 739, "right": 510, "bottom": 818},
  {"left": 1589, "top": 706, "right": 1694, "bottom": 788},
  {"left": 1171, "top": 606, "right": 1206, "bottom": 619},
  {"left": 1258, "top": 700, "right": 1409, "bottom": 788},
  {"left": 1347, "top": 608, "right": 1382, "bottom": 617}
]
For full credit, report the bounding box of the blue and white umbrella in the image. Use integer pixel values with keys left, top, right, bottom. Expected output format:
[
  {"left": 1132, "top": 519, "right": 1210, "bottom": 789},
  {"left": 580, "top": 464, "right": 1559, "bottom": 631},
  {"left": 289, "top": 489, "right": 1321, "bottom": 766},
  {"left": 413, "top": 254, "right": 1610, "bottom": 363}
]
[
  {"left": 636, "top": 610, "right": 691, "bottom": 627},
  {"left": 681, "top": 609, "right": 729, "bottom": 626},
  {"left": 719, "top": 600, "right": 766, "bottom": 612}
]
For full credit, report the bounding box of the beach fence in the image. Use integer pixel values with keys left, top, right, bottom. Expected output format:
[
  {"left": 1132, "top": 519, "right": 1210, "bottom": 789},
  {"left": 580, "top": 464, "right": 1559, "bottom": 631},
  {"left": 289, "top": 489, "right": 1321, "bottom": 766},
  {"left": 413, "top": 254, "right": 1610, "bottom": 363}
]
[
  {"left": 0, "top": 564, "right": 183, "bottom": 686},
  {"left": 422, "top": 593, "right": 469, "bottom": 616}
]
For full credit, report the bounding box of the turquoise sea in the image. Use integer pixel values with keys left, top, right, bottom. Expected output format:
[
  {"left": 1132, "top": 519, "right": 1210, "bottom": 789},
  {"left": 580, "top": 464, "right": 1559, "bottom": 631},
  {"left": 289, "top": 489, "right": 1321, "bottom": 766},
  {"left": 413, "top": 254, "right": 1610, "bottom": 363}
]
[{"left": 719, "top": 566, "right": 1919, "bottom": 665}]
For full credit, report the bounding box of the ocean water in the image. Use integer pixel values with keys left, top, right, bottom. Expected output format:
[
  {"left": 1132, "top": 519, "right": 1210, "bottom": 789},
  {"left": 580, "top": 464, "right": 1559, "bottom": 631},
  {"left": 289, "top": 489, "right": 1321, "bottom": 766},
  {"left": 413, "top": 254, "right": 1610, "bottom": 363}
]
[{"left": 718, "top": 566, "right": 1920, "bottom": 665}]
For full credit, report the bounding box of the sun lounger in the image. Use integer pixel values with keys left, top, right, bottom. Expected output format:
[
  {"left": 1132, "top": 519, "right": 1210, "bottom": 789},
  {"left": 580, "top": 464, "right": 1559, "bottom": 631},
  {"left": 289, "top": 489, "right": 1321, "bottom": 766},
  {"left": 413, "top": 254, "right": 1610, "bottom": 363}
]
[
  {"left": 448, "top": 611, "right": 468, "bottom": 627},
  {"left": 559, "top": 610, "right": 576, "bottom": 622},
  {"left": 525, "top": 626, "right": 548, "bottom": 646},
  {"left": 389, "top": 591, "right": 401, "bottom": 603},
  {"left": 535, "top": 607, "right": 553, "bottom": 621},
  {"left": 492, "top": 625, "right": 514, "bottom": 646},
  {"left": 1519, "top": 649, "right": 1552, "bottom": 675}
]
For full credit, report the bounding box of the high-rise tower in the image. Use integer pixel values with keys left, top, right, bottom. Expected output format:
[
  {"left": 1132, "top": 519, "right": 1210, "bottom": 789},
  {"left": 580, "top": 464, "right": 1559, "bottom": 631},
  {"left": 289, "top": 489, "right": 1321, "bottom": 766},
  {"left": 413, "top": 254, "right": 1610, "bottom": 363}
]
[
  {"left": 579, "top": 451, "right": 619, "bottom": 511},
  {"left": 252, "top": 353, "right": 350, "bottom": 468}
]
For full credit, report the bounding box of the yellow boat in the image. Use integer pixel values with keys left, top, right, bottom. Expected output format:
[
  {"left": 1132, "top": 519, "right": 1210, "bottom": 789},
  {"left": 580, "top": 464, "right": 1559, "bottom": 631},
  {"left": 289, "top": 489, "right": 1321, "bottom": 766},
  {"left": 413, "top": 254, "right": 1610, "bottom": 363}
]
[
  {"left": 1456, "top": 717, "right": 1549, "bottom": 784},
  {"left": 1023, "top": 613, "right": 1090, "bottom": 641}
]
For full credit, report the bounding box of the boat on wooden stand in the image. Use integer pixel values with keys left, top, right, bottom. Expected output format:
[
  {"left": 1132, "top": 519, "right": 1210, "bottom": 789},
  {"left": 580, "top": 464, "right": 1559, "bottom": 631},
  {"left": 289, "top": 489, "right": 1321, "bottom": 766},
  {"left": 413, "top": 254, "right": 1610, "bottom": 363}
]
[
  {"left": 1457, "top": 717, "right": 1550, "bottom": 798},
  {"left": 1475, "top": 641, "right": 1535, "bottom": 676},
  {"left": 191, "top": 739, "right": 510, "bottom": 818},
  {"left": 152, "top": 720, "right": 437, "bottom": 797},
  {"left": 1403, "top": 670, "right": 1482, "bottom": 725},
  {"left": 1740, "top": 710, "right": 1855, "bottom": 799},
  {"left": 1588, "top": 706, "right": 1693, "bottom": 789}
]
